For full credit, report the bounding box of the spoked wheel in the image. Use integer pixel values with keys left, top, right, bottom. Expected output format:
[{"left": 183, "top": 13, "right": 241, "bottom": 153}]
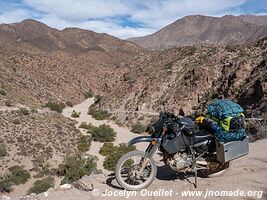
[{"left": 115, "top": 151, "right": 157, "bottom": 191}]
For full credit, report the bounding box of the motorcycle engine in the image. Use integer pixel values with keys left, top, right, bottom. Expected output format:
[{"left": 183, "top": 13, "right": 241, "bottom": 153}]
[{"left": 169, "top": 151, "right": 192, "bottom": 172}]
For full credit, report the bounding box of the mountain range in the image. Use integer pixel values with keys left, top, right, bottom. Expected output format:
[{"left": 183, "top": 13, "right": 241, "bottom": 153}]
[{"left": 129, "top": 15, "right": 267, "bottom": 49}]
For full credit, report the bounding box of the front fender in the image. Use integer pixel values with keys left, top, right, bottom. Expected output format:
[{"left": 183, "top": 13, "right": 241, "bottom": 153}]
[{"left": 127, "top": 136, "right": 154, "bottom": 147}]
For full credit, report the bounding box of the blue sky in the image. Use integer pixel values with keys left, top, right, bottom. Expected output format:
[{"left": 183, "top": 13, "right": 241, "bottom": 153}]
[{"left": 0, "top": 0, "right": 267, "bottom": 38}]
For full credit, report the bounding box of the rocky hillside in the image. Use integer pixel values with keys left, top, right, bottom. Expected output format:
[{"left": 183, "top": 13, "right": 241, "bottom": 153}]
[
  {"left": 129, "top": 15, "right": 267, "bottom": 49},
  {"left": 0, "top": 19, "right": 141, "bottom": 107},
  {"left": 98, "top": 37, "right": 267, "bottom": 125}
]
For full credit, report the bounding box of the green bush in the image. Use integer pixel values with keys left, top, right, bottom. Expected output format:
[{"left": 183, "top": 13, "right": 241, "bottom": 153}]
[
  {"left": 88, "top": 107, "right": 111, "bottom": 120},
  {"left": 131, "top": 122, "right": 147, "bottom": 134},
  {"left": 102, "top": 143, "right": 136, "bottom": 171},
  {"left": 99, "top": 143, "right": 116, "bottom": 156},
  {"left": 71, "top": 110, "right": 81, "bottom": 118},
  {"left": 8, "top": 166, "right": 31, "bottom": 185},
  {"left": 27, "top": 177, "right": 54, "bottom": 194},
  {"left": 57, "top": 154, "right": 97, "bottom": 184},
  {"left": 91, "top": 124, "right": 116, "bottom": 142},
  {"left": 45, "top": 101, "right": 65, "bottom": 113},
  {"left": 0, "top": 146, "right": 7, "bottom": 157},
  {"left": 17, "top": 107, "right": 30, "bottom": 116},
  {"left": 77, "top": 136, "right": 91, "bottom": 152},
  {"left": 84, "top": 90, "right": 94, "bottom": 99},
  {"left": 79, "top": 122, "right": 94, "bottom": 130},
  {"left": 0, "top": 174, "right": 12, "bottom": 193},
  {"left": 0, "top": 166, "right": 30, "bottom": 193},
  {"left": 0, "top": 89, "right": 7, "bottom": 96}
]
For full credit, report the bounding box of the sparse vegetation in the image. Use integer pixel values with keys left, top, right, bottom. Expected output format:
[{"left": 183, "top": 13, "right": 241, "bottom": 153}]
[
  {"left": 91, "top": 124, "right": 116, "bottom": 142},
  {"left": 71, "top": 110, "right": 81, "bottom": 118},
  {"left": 31, "top": 108, "right": 38, "bottom": 114},
  {"left": 0, "top": 89, "right": 7, "bottom": 96},
  {"left": 8, "top": 166, "right": 31, "bottom": 185},
  {"left": 77, "top": 135, "right": 91, "bottom": 152},
  {"left": 0, "top": 146, "right": 7, "bottom": 157},
  {"left": 101, "top": 143, "right": 136, "bottom": 171},
  {"left": 27, "top": 177, "right": 54, "bottom": 194},
  {"left": 45, "top": 101, "right": 65, "bottom": 113},
  {"left": 57, "top": 154, "right": 97, "bottom": 184},
  {"left": 94, "top": 95, "right": 102, "bottom": 104},
  {"left": 88, "top": 107, "right": 111, "bottom": 120},
  {"left": 79, "top": 122, "right": 94, "bottom": 130},
  {"left": 4, "top": 100, "right": 13, "bottom": 107},
  {"left": 65, "top": 101, "right": 73, "bottom": 107},
  {"left": 131, "top": 122, "right": 147, "bottom": 134},
  {"left": 0, "top": 174, "right": 12, "bottom": 193},
  {"left": 17, "top": 107, "right": 30, "bottom": 116},
  {"left": 84, "top": 90, "right": 94, "bottom": 99},
  {"left": 99, "top": 142, "right": 116, "bottom": 156},
  {"left": 0, "top": 166, "right": 31, "bottom": 193}
]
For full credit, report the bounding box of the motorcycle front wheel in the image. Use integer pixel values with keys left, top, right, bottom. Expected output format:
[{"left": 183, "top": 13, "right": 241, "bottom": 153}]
[{"left": 115, "top": 151, "right": 157, "bottom": 191}]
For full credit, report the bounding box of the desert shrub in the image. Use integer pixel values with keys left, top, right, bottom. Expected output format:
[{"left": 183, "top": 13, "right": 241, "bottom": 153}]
[
  {"left": 102, "top": 143, "right": 136, "bottom": 171},
  {"left": 8, "top": 166, "right": 31, "bottom": 185},
  {"left": 91, "top": 124, "right": 116, "bottom": 142},
  {"left": 0, "top": 146, "right": 7, "bottom": 157},
  {"left": 79, "top": 122, "right": 94, "bottom": 130},
  {"left": 65, "top": 101, "right": 73, "bottom": 107},
  {"left": 131, "top": 122, "right": 147, "bottom": 134},
  {"left": 88, "top": 107, "right": 111, "bottom": 120},
  {"left": 84, "top": 90, "right": 94, "bottom": 99},
  {"left": 57, "top": 154, "right": 97, "bottom": 184},
  {"left": 17, "top": 107, "right": 30, "bottom": 116},
  {"left": 5, "top": 100, "right": 13, "bottom": 107},
  {"left": 45, "top": 101, "right": 65, "bottom": 113},
  {"left": 0, "top": 89, "right": 6, "bottom": 96},
  {"left": 99, "top": 143, "right": 116, "bottom": 156},
  {"left": 77, "top": 136, "right": 91, "bottom": 152},
  {"left": 71, "top": 110, "right": 81, "bottom": 118},
  {"left": 0, "top": 174, "right": 12, "bottom": 193},
  {"left": 27, "top": 177, "right": 54, "bottom": 194},
  {"left": 31, "top": 108, "right": 38, "bottom": 114}
]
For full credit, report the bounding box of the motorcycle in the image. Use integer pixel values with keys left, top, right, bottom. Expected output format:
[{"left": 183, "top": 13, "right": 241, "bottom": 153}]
[{"left": 115, "top": 112, "right": 249, "bottom": 191}]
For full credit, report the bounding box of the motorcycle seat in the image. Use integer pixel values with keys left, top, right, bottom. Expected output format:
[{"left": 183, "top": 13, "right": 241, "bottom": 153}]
[{"left": 192, "top": 130, "right": 213, "bottom": 143}]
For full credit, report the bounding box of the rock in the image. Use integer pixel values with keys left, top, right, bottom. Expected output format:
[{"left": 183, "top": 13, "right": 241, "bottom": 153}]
[
  {"left": 43, "top": 191, "right": 49, "bottom": 197},
  {"left": 72, "top": 179, "right": 94, "bottom": 191},
  {"left": 1, "top": 195, "right": 11, "bottom": 200},
  {"left": 59, "top": 184, "right": 72, "bottom": 190}
]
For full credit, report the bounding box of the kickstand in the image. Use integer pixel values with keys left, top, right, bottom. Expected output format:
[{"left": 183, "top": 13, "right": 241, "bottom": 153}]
[
  {"left": 189, "top": 146, "right": 198, "bottom": 188},
  {"left": 194, "top": 170, "right": 197, "bottom": 188}
]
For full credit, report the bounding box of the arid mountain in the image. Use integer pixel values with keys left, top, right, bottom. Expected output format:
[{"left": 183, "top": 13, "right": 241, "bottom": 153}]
[
  {"left": 129, "top": 15, "right": 267, "bottom": 49},
  {"left": 98, "top": 37, "right": 267, "bottom": 125},
  {"left": 0, "top": 19, "right": 141, "bottom": 107}
]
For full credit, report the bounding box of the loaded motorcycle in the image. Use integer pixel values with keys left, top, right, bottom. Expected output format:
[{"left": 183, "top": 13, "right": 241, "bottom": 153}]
[{"left": 115, "top": 112, "right": 249, "bottom": 191}]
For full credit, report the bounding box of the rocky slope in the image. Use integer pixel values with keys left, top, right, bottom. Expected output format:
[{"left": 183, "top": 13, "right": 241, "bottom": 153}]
[
  {"left": 98, "top": 37, "right": 267, "bottom": 126},
  {"left": 129, "top": 15, "right": 267, "bottom": 49},
  {"left": 0, "top": 19, "right": 141, "bottom": 107}
]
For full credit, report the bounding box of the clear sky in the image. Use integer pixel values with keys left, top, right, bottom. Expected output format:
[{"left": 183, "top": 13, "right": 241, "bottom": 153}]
[{"left": 1, "top": 0, "right": 267, "bottom": 38}]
